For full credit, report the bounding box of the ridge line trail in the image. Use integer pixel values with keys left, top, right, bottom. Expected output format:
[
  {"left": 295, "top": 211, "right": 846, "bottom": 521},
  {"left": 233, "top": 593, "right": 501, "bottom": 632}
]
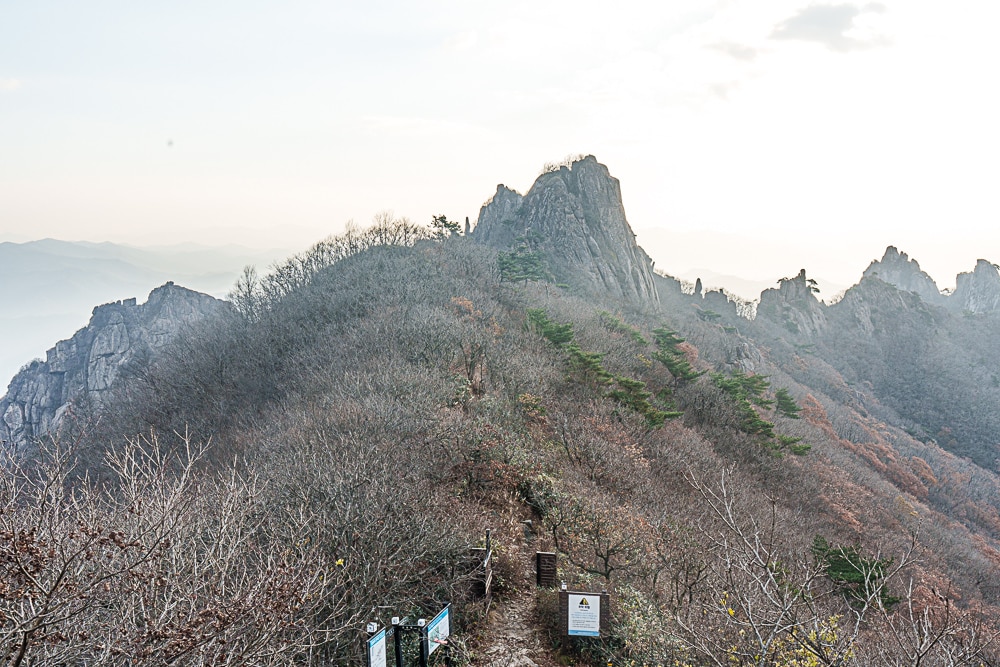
[{"left": 475, "top": 524, "right": 561, "bottom": 667}]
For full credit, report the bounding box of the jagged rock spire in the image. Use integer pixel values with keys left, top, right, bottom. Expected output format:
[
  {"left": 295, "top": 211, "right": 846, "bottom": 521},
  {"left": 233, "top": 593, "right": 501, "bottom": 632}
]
[
  {"left": 757, "top": 269, "right": 827, "bottom": 337},
  {"left": 952, "top": 259, "right": 1000, "bottom": 313},
  {"left": 862, "top": 246, "right": 945, "bottom": 305},
  {"left": 471, "top": 156, "right": 658, "bottom": 303}
]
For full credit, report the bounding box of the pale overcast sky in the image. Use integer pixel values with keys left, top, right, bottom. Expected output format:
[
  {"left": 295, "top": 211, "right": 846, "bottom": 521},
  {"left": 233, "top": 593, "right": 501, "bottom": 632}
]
[{"left": 3, "top": 0, "right": 999, "bottom": 294}]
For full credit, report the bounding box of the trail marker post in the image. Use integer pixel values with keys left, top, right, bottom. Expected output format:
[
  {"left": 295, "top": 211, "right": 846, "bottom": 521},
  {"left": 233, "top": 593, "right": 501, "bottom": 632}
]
[{"left": 535, "top": 552, "right": 557, "bottom": 587}]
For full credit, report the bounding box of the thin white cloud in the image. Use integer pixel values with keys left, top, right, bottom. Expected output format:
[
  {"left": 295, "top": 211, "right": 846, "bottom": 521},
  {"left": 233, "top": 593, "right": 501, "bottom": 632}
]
[
  {"left": 709, "top": 42, "right": 760, "bottom": 61},
  {"left": 0, "top": 78, "right": 22, "bottom": 92},
  {"left": 771, "top": 3, "right": 889, "bottom": 52}
]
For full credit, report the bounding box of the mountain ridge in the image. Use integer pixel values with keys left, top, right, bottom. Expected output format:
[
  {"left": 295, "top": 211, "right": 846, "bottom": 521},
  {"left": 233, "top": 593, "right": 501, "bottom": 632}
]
[{"left": 5, "top": 157, "right": 1000, "bottom": 665}]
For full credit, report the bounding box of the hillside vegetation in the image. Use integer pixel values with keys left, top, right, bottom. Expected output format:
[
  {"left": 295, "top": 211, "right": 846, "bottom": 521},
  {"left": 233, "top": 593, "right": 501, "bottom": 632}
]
[{"left": 6, "top": 214, "right": 1000, "bottom": 665}]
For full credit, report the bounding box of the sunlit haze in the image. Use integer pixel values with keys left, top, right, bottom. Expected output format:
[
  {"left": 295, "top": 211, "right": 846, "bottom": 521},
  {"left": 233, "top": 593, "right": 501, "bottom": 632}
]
[{"left": 3, "top": 0, "right": 999, "bottom": 296}]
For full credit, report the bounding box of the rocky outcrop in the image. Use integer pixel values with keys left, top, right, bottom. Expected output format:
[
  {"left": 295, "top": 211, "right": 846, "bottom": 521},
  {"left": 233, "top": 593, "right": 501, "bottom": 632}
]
[
  {"left": 831, "top": 275, "right": 937, "bottom": 337},
  {"left": 1, "top": 283, "right": 226, "bottom": 455},
  {"left": 950, "top": 260, "right": 1000, "bottom": 314},
  {"left": 862, "top": 246, "right": 945, "bottom": 306},
  {"left": 472, "top": 185, "right": 525, "bottom": 249},
  {"left": 756, "top": 269, "right": 828, "bottom": 337},
  {"left": 472, "top": 156, "right": 658, "bottom": 303},
  {"left": 859, "top": 248, "right": 1000, "bottom": 314}
]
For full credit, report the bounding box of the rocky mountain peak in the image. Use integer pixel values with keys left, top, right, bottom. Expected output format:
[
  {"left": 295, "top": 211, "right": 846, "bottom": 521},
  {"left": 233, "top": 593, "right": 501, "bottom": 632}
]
[
  {"left": 471, "top": 156, "right": 657, "bottom": 303},
  {"left": 951, "top": 259, "right": 1000, "bottom": 314},
  {"left": 1, "top": 283, "right": 225, "bottom": 456},
  {"left": 471, "top": 185, "right": 524, "bottom": 248},
  {"left": 756, "top": 269, "right": 828, "bottom": 336},
  {"left": 861, "top": 246, "right": 944, "bottom": 305}
]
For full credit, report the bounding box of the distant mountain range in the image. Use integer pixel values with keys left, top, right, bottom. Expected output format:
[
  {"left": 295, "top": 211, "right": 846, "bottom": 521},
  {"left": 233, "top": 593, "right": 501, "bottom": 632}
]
[
  {"left": 0, "top": 239, "right": 288, "bottom": 387},
  {"left": 671, "top": 268, "right": 848, "bottom": 303}
]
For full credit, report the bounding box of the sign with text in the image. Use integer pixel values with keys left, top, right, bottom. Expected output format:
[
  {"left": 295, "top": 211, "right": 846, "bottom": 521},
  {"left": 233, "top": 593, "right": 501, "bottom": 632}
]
[
  {"left": 567, "top": 594, "right": 601, "bottom": 636},
  {"left": 560, "top": 590, "right": 610, "bottom": 637},
  {"left": 426, "top": 605, "right": 450, "bottom": 656},
  {"left": 367, "top": 628, "right": 387, "bottom": 667}
]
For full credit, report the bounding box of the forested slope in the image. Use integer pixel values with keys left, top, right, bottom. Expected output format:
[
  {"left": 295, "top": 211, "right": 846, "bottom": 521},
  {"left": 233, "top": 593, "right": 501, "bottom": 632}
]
[{"left": 6, "top": 213, "right": 1000, "bottom": 665}]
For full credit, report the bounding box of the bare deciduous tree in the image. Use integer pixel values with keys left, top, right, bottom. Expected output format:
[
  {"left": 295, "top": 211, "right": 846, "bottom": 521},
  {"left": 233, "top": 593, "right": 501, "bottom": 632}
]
[{"left": 1, "top": 435, "right": 331, "bottom": 666}]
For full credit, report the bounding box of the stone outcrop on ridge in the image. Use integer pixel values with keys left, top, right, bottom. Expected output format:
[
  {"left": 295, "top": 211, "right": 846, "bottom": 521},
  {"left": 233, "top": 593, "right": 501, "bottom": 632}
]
[
  {"left": 471, "top": 156, "right": 658, "bottom": 303},
  {"left": 1, "top": 282, "right": 225, "bottom": 456}
]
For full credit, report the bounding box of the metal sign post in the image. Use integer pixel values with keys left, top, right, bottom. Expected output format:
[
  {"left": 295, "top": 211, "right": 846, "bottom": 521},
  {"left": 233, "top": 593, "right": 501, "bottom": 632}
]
[
  {"left": 392, "top": 617, "right": 407, "bottom": 667},
  {"left": 377, "top": 605, "right": 455, "bottom": 667},
  {"left": 393, "top": 616, "right": 431, "bottom": 667}
]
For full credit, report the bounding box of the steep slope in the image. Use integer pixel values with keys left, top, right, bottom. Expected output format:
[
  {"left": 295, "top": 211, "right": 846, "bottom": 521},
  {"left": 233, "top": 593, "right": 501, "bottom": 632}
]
[
  {"left": 1, "top": 283, "right": 225, "bottom": 455},
  {"left": 81, "top": 226, "right": 1000, "bottom": 664},
  {"left": 472, "top": 156, "right": 658, "bottom": 303},
  {"left": 751, "top": 253, "right": 1000, "bottom": 471},
  {"left": 826, "top": 276, "right": 1000, "bottom": 468}
]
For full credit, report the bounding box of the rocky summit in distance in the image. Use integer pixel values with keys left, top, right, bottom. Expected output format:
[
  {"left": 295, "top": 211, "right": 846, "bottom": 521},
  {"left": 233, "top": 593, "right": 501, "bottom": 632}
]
[
  {"left": 861, "top": 246, "right": 1000, "bottom": 314},
  {"left": 861, "top": 246, "right": 946, "bottom": 306},
  {"left": 951, "top": 259, "right": 1000, "bottom": 314},
  {"left": 471, "top": 155, "right": 658, "bottom": 303},
  {"left": 1, "top": 282, "right": 226, "bottom": 456},
  {"left": 755, "top": 268, "right": 828, "bottom": 337}
]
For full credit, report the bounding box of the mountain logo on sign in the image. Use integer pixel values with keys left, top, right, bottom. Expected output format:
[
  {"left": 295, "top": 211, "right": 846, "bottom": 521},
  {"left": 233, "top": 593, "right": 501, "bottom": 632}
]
[{"left": 579, "top": 598, "right": 589, "bottom": 607}]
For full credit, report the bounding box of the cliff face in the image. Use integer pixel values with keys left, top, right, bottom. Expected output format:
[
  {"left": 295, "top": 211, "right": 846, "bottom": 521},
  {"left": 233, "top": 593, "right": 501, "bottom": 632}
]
[
  {"left": 951, "top": 260, "right": 1000, "bottom": 314},
  {"left": 755, "top": 269, "right": 828, "bottom": 337},
  {"left": 472, "top": 156, "right": 658, "bottom": 303},
  {"left": 860, "top": 247, "right": 1000, "bottom": 314},
  {"left": 862, "top": 246, "right": 945, "bottom": 306},
  {"left": 1, "top": 283, "right": 225, "bottom": 455},
  {"left": 472, "top": 185, "right": 524, "bottom": 249}
]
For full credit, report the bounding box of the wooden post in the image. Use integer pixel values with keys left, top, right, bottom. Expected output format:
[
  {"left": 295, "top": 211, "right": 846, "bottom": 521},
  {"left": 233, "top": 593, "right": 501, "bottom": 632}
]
[{"left": 536, "top": 552, "right": 557, "bottom": 587}]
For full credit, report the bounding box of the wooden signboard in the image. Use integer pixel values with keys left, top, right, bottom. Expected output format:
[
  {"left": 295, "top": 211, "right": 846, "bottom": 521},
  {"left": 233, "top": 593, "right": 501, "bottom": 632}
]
[{"left": 536, "top": 552, "right": 557, "bottom": 588}]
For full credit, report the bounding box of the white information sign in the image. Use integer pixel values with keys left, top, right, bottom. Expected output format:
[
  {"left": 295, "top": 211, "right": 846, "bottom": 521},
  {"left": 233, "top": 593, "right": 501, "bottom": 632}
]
[
  {"left": 567, "top": 593, "right": 601, "bottom": 637},
  {"left": 426, "top": 606, "right": 451, "bottom": 656},
  {"left": 367, "top": 628, "right": 387, "bottom": 667}
]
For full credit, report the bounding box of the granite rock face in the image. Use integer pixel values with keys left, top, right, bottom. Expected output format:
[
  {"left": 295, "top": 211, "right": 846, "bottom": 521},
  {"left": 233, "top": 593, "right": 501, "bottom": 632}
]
[
  {"left": 951, "top": 260, "right": 1000, "bottom": 314},
  {"left": 472, "top": 185, "right": 525, "bottom": 250},
  {"left": 862, "top": 246, "right": 946, "bottom": 306},
  {"left": 1, "top": 283, "right": 226, "bottom": 455},
  {"left": 472, "top": 156, "right": 658, "bottom": 303},
  {"left": 756, "top": 269, "right": 828, "bottom": 337},
  {"left": 860, "top": 247, "right": 1000, "bottom": 314}
]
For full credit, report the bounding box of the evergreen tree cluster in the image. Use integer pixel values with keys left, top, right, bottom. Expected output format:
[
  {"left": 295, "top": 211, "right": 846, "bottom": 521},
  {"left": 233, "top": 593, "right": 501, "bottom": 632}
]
[
  {"left": 498, "top": 236, "right": 549, "bottom": 283},
  {"left": 651, "top": 327, "right": 703, "bottom": 386},
  {"left": 812, "top": 536, "right": 900, "bottom": 610},
  {"left": 710, "top": 372, "right": 810, "bottom": 455},
  {"left": 527, "top": 309, "right": 676, "bottom": 426}
]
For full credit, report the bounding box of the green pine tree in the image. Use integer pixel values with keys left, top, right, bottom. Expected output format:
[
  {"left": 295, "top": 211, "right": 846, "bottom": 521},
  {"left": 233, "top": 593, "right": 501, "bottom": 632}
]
[{"left": 775, "top": 388, "right": 801, "bottom": 419}]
